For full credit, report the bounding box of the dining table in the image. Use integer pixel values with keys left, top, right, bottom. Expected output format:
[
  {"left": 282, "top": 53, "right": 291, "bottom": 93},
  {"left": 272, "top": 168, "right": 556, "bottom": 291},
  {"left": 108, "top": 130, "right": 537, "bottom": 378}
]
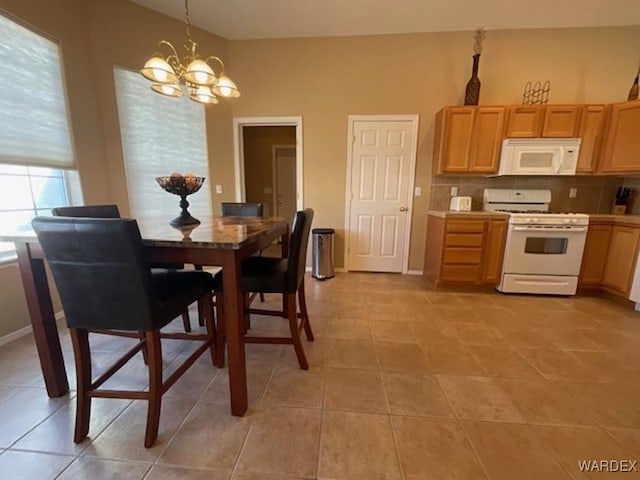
[{"left": 1, "top": 214, "right": 290, "bottom": 417}]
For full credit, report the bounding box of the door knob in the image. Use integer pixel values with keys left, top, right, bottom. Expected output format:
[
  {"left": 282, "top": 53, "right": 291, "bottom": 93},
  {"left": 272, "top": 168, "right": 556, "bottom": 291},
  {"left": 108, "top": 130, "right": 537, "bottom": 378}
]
[{"left": 399, "top": 206, "right": 407, "bottom": 212}]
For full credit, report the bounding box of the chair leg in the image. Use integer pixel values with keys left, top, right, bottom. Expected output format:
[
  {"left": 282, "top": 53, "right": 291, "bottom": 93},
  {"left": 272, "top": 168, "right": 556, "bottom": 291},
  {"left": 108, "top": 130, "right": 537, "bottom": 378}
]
[
  {"left": 286, "top": 293, "right": 308, "bottom": 370},
  {"left": 259, "top": 292, "right": 265, "bottom": 302},
  {"left": 199, "top": 295, "right": 217, "bottom": 366},
  {"left": 70, "top": 328, "right": 92, "bottom": 443},
  {"left": 181, "top": 310, "right": 191, "bottom": 332},
  {"left": 144, "top": 330, "right": 163, "bottom": 448},
  {"left": 244, "top": 293, "right": 251, "bottom": 331},
  {"left": 298, "top": 281, "right": 314, "bottom": 341},
  {"left": 214, "top": 294, "right": 226, "bottom": 368},
  {"left": 198, "top": 303, "right": 205, "bottom": 327},
  {"left": 139, "top": 332, "right": 149, "bottom": 365}
]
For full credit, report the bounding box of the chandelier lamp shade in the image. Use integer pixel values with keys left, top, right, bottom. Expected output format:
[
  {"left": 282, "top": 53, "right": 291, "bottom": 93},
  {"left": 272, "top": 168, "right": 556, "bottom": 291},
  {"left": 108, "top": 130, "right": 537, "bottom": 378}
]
[{"left": 140, "top": 0, "right": 240, "bottom": 105}]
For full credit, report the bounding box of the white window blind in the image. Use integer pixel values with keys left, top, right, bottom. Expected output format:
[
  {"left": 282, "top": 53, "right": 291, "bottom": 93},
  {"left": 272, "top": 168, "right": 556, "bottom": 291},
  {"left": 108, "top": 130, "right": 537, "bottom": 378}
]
[
  {"left": 113, "top": 67, "right": 212, "bottom": 219},
  {"left": 0, "top": 14, "right": 75, "bottom": 169}
]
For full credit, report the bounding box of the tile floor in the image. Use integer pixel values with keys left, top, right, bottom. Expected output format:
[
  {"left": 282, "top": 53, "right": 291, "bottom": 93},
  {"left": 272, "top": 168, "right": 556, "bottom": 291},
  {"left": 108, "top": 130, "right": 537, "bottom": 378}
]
[{"left": 1, "top": 272, "right": 640, "bottom": 479}]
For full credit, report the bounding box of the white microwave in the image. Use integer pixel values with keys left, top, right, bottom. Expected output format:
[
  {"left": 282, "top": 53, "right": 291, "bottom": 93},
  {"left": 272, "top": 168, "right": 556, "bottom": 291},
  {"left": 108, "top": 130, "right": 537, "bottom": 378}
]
[{"left": 497, "top": 138, "right": 581, "bottom": 176}]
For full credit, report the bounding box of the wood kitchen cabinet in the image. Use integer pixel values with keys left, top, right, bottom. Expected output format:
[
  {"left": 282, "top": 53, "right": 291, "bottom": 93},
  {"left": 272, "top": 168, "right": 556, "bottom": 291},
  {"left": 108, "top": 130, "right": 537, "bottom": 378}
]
[
  {"left": 433, "top": 106, "right": 505, "bottom": 174},
  {"left": 423, "top": 215, "right": 508, "bottom": 286},
  {"left": 505, "top": 105, "right": 580, "bottom": 138},
  {"left": 576, "top": 105, "right": 607, "bottom": 173},
  {"left": 579, "top": 224, "right": 612, "bottom": 286},
  {"left": 601, "top": 225, "right": 640, "bottom": 295},
  {"left": 599, "top": 101, "right": 640, "bottom": 173}
]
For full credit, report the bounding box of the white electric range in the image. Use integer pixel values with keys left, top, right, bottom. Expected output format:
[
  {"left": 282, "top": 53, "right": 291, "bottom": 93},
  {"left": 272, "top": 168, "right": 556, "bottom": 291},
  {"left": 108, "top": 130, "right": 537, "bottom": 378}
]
[{"left": 483, "top": 189, "right": 589, "bottom": 295}]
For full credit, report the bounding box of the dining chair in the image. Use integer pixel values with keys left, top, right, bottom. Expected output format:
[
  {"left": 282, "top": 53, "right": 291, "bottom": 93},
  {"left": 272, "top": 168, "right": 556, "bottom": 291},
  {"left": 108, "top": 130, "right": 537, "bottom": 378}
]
[
  {"left": 32, "top": 216, "right": 217, "bottom": 448},
  {"left": 52, "top": 205, "right": 194, "bottom": 333},
  {"left": 221, "top": 202, "right": 266, "bottom": 307},
  {"left": 214, "top": 208, "right": 314, "bottom": 369}
]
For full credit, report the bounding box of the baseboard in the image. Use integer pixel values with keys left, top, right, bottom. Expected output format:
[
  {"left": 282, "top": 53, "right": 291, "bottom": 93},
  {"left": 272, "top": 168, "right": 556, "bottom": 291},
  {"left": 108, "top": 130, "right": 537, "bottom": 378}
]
[
  {"left": 0, "top": 311, "right": 65, "bottom": 347},
  {"left": 407, "top": 270, "right": 423, "bottom": 276}
]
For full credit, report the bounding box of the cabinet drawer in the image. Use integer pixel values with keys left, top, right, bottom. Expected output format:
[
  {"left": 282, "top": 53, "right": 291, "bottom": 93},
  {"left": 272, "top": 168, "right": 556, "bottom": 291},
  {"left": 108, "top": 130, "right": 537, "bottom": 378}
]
[
  {"left": 445, "top": 233, "right": 483, "bottom": 247},
  {"left": 446, "top": 220, "right": 485, "bottom": 233},
  {"left": 441, "top": 264, "right": 481, "bottom": 282},
  {"left": 443, "top": 247, "right": 482, "bottom": 264}
]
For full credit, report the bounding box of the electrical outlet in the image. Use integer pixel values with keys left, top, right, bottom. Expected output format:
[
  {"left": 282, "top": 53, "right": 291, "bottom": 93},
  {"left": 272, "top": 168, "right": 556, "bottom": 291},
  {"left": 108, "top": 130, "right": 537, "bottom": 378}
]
[
  {"left": 215, "top": 184, "right": 223, "bottom": 194},
  {"left": 414, "top": 186, "right": 422, "bottom": 196},
  {"left": 569, "top": 187, "right": 577, "bottom": 198},
  {"left": 451, "top": 186, "right": 459, "bottom": 196}
]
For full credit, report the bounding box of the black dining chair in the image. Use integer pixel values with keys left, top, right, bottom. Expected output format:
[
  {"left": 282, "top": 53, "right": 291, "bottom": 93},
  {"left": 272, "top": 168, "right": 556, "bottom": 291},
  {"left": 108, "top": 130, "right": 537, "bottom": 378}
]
[
  {"left": 214, "top": 208, "right": 314, "bottom": 369},
  {"left": 52, "top": 205, "right": 194, "bottom": 333},
  {"left": 221, "top": 202, "right": 266, "bottom": 307},
  {"left": 32, "top": 216, "right": 217, "bottom": 448}
]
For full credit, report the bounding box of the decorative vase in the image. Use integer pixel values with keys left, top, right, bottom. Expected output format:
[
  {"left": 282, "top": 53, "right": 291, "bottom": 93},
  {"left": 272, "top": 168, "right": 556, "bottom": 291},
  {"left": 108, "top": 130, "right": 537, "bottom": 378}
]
[
  {"left": 464, "top": 54, "right": 481, "bottom": 105},
  {"left": 628, "top": 71, "right": 639, "bottom": 101}
]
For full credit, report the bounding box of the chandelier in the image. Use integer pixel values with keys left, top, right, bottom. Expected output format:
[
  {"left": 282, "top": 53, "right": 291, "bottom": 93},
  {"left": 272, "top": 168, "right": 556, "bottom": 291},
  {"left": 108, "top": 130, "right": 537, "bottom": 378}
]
[{"left": 140, "top": 0, "right": 240, "bottom": 105}]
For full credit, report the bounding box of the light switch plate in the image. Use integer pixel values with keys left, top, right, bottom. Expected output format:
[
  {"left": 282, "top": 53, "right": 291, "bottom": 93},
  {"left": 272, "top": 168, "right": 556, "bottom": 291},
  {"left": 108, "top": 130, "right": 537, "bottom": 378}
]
[
  {"left": 451, "top": 186, "right": 459, "bottom": 196},
  {"left": 414, "top": 187, "right": 422, "bottom": 196},
  {"left": 569, "top": 187, "right": 577, "bottom": 198},
  {"left": 215, "top": 184, "right": 222, "bottom": 194}
]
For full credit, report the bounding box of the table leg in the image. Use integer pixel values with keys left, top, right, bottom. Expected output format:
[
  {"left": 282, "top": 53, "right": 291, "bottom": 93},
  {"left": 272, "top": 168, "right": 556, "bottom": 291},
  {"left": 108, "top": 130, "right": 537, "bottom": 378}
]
[
  {"left": 15, "top": 243, "right": 69, "bottom": 397},
  {"left": 221, "top": 251, "right": 248, "bottom": 416}
]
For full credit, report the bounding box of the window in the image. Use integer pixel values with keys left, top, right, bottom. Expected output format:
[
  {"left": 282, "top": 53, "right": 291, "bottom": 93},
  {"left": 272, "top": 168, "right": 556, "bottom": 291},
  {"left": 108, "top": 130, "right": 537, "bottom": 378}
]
[
  {"left": 0, "top": 13, "right": 78, "bottom": 261},
  {"left": 113, "top": 67, "right": 212, "bottom": 219},
  {"left": 0, "top": 166, "right": 81, "bottom": 260}
]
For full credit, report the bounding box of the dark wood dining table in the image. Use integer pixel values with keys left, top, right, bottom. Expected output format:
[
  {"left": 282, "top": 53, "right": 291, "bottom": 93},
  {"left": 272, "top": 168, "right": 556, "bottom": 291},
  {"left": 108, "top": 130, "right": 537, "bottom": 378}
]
[{"left": 1, "top": 214, "right": 290, "bottom": 417}]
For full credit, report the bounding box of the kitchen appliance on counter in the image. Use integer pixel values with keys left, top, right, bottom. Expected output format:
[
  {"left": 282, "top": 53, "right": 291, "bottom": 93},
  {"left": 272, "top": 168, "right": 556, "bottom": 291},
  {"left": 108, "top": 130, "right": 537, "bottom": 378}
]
[
  {"left": 497, "top": 138, "right": 581, "bottom": 176},
  {"left": 450, "top": 196, "right": 472, "bottom": 211},
  {"left": 483, "top": 188, "right": 589, "bottom": 295}
]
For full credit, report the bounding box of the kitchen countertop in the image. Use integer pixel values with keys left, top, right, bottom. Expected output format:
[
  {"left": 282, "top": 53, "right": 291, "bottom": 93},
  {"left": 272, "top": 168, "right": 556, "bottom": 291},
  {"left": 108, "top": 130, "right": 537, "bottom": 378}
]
[
  {"left": 428, "top": 210, "right": 640, "bottom": 225},
  {"left": 427, "top": 210, "right": 509, "bottom": 219}
]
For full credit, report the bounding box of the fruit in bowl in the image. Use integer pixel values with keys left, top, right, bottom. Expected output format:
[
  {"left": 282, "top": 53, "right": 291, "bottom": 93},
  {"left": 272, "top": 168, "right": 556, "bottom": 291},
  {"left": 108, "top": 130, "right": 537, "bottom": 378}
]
[{"left": 156, "top": 173, "right": 205, "bottom": 196}]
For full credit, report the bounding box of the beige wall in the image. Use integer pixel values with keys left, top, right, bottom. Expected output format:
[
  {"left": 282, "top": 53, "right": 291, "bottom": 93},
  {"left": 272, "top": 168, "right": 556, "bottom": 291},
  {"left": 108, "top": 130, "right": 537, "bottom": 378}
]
[
  {"left": 243, "top": 126, "right": 296, "bottom": 215},
  {"left": 228, "top": 26, "right": 640, "bottom": 270}
]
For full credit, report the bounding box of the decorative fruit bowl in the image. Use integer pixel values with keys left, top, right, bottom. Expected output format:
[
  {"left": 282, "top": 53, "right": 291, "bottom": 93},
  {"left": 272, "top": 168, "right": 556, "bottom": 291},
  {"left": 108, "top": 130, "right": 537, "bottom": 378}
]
[{"left": 156, "top": 173, "right": 205, "bottom": 227}]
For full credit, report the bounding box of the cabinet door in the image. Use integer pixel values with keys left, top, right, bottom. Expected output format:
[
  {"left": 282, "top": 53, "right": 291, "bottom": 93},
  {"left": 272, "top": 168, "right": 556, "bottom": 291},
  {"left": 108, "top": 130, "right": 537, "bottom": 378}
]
[
  {"left": 468, "top": 107, "right": 505, "bottom": 173},
  {"left": 505, "top": 106, "right": 545, "bottom": 137},
  {"left": 600, "top": 101, "right": 640, "bottom": 173},
  {"left": 579, "top": 224, "right": 612, "bottom": 285},
  {"left": 482, "top": 220, "right": 507, "bottom": 283},
  {"left": 542, "top": 105, "right": 580, "bottom": 137},
  {"left": 602, "top": 226, "right": 640, "bottom": 294},
  {"left": 576, "top": 105, "right": 606, "bottom": 173},
  {"left": 434, "top": 107, "right": 474, "bottom": 173}
]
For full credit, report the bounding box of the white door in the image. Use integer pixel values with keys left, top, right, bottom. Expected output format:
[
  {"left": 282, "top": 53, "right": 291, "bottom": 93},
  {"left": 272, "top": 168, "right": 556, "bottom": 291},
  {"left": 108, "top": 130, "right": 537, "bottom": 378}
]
[
  {"left": 347, "top": 117, "right": 418, "bottom": 273},
  {"left": 273, "top": 146, "right": 297, "bottom": 220}
]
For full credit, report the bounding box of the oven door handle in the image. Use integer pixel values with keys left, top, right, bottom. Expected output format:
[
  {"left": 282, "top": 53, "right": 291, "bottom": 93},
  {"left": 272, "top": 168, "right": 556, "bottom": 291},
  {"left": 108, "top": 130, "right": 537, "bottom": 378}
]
[{"left": 512, "top": 226, "right": 588, "bottom": 233}]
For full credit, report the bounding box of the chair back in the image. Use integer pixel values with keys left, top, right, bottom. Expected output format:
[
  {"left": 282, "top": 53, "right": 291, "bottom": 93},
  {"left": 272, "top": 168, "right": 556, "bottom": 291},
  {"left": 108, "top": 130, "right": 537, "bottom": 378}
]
[
  {"left": 286, "top": 208, "right": 314, "bottom": 291},
  {"left": 32, "top": 217, "right": 158, "bottom": 331},
  {"left": 220, "top": 202, "right": 264, "bottom": 217},
  {"left": 52, "top": 205, "right": 121, "bottom": 218}
]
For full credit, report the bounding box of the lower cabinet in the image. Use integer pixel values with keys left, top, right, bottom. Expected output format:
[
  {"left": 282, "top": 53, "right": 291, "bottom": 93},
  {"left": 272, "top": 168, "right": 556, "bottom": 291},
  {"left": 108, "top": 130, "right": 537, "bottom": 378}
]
[
  {"left": 579, "top": 221, "right": 640, "bottom": 297},
  {"left": 423, "top": 216, "right": 507, "bottom": 286}
]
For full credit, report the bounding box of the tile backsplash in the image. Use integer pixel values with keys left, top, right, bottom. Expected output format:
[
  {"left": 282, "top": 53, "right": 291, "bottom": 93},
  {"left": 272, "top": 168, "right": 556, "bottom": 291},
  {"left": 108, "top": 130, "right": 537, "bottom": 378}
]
[
  {"left": 430, "top": 175, "right": 627, "bottom": 213},
  {"left": 623, "top": 176, "right": 640, "bottom": 215}
]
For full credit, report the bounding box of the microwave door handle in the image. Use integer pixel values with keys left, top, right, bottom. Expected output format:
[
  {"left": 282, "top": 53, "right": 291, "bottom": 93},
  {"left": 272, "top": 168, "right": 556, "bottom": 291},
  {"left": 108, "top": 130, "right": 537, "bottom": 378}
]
[{"left": 553, "top": 147, "right": 564, "bottom": 173}]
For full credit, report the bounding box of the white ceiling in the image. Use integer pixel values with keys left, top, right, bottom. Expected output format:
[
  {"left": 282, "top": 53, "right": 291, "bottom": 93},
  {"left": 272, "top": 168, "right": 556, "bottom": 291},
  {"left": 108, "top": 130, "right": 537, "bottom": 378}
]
[{"left": 130, "top": 0, "right": 640, "bottom": 40}]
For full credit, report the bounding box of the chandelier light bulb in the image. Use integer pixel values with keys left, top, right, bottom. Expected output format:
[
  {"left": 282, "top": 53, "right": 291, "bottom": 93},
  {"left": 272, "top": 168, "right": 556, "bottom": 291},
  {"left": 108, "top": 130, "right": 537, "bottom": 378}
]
[
  {"left": 184, "top": 59, "right": 216, "bottom": 86},
  {"left": 151, "top": 83, "right": 182, "bottom": 97},
  {"left": 141, "top": 56, "right": 177, "bottom": 84},
  {"left": 189, "top": 86, "right": 219, "bottom": 104},
  {"left": 212, "top": 75, "right": 240, "bottom": 98}
]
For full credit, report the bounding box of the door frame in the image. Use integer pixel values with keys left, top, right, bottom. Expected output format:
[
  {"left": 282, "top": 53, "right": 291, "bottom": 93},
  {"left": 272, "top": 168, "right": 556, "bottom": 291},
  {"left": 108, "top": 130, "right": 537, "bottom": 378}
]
[
  {"left": 271, "top": 144, "right": 297, "bottom": 217},
  {"left": 344, "top": 114, "right": 419, "bottom": 274},
  {"left": 232, "top": 117, "right": 303, "bottom": 212}
]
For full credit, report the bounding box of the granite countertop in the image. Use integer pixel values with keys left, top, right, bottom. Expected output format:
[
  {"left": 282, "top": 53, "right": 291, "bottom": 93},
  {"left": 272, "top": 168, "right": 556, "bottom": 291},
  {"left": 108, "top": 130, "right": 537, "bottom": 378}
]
[
  {"left": 427, "top": 210, "right": 509, "bottom": 219},
  {"left": 428, "top": 210, "right": 640, "bottom": 225}
]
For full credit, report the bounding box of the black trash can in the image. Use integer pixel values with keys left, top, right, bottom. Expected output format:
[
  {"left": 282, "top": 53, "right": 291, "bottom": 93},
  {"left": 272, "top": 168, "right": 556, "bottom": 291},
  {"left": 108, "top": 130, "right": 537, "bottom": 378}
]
[{"left": 312, "top": 228, "right": 335, "bottom": 280}]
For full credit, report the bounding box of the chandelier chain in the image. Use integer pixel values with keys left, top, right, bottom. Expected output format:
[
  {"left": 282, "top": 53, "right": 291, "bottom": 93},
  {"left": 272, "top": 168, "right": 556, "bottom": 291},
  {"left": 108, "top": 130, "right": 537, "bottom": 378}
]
[{"left": 184, "top": 0, "right": 192, "bottom": 44}]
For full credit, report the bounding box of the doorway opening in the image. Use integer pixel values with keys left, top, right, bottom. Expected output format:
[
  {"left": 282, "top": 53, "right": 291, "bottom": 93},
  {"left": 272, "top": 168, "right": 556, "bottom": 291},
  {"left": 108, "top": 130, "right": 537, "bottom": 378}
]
[{"left": 233, "top": 117, "right": 303, "bottom": 218}]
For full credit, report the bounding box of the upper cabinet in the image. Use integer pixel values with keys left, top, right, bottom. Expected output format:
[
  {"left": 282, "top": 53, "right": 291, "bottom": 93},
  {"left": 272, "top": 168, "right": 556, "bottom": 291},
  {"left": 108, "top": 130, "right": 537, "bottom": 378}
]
[
  {"left": 505, "top": 105, "right": 580, "bottom": 138},
  {"left": 576, "top": 105, "right": 606, "bottom": 173},
  {"left": 433, "top": 106, "right": 505, "bottom": 174},
  {"left": 599, "top": 100, "right": 640, "bottom": 173}
]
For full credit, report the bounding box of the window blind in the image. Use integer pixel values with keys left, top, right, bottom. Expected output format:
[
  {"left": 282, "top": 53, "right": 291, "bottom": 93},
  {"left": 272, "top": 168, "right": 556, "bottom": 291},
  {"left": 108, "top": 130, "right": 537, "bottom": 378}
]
[
  {"left": 0, "top": 14, "right": 75, "bottom": 169},
  {"left": 113, "top": 67, "right": 212, "bottom": 219}
]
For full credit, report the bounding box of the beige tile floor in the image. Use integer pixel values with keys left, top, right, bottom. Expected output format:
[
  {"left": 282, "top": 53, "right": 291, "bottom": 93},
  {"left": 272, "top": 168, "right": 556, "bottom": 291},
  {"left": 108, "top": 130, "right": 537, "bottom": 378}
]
[{"left": 1, "top": 272, "right": 640, "bottom": 479}]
